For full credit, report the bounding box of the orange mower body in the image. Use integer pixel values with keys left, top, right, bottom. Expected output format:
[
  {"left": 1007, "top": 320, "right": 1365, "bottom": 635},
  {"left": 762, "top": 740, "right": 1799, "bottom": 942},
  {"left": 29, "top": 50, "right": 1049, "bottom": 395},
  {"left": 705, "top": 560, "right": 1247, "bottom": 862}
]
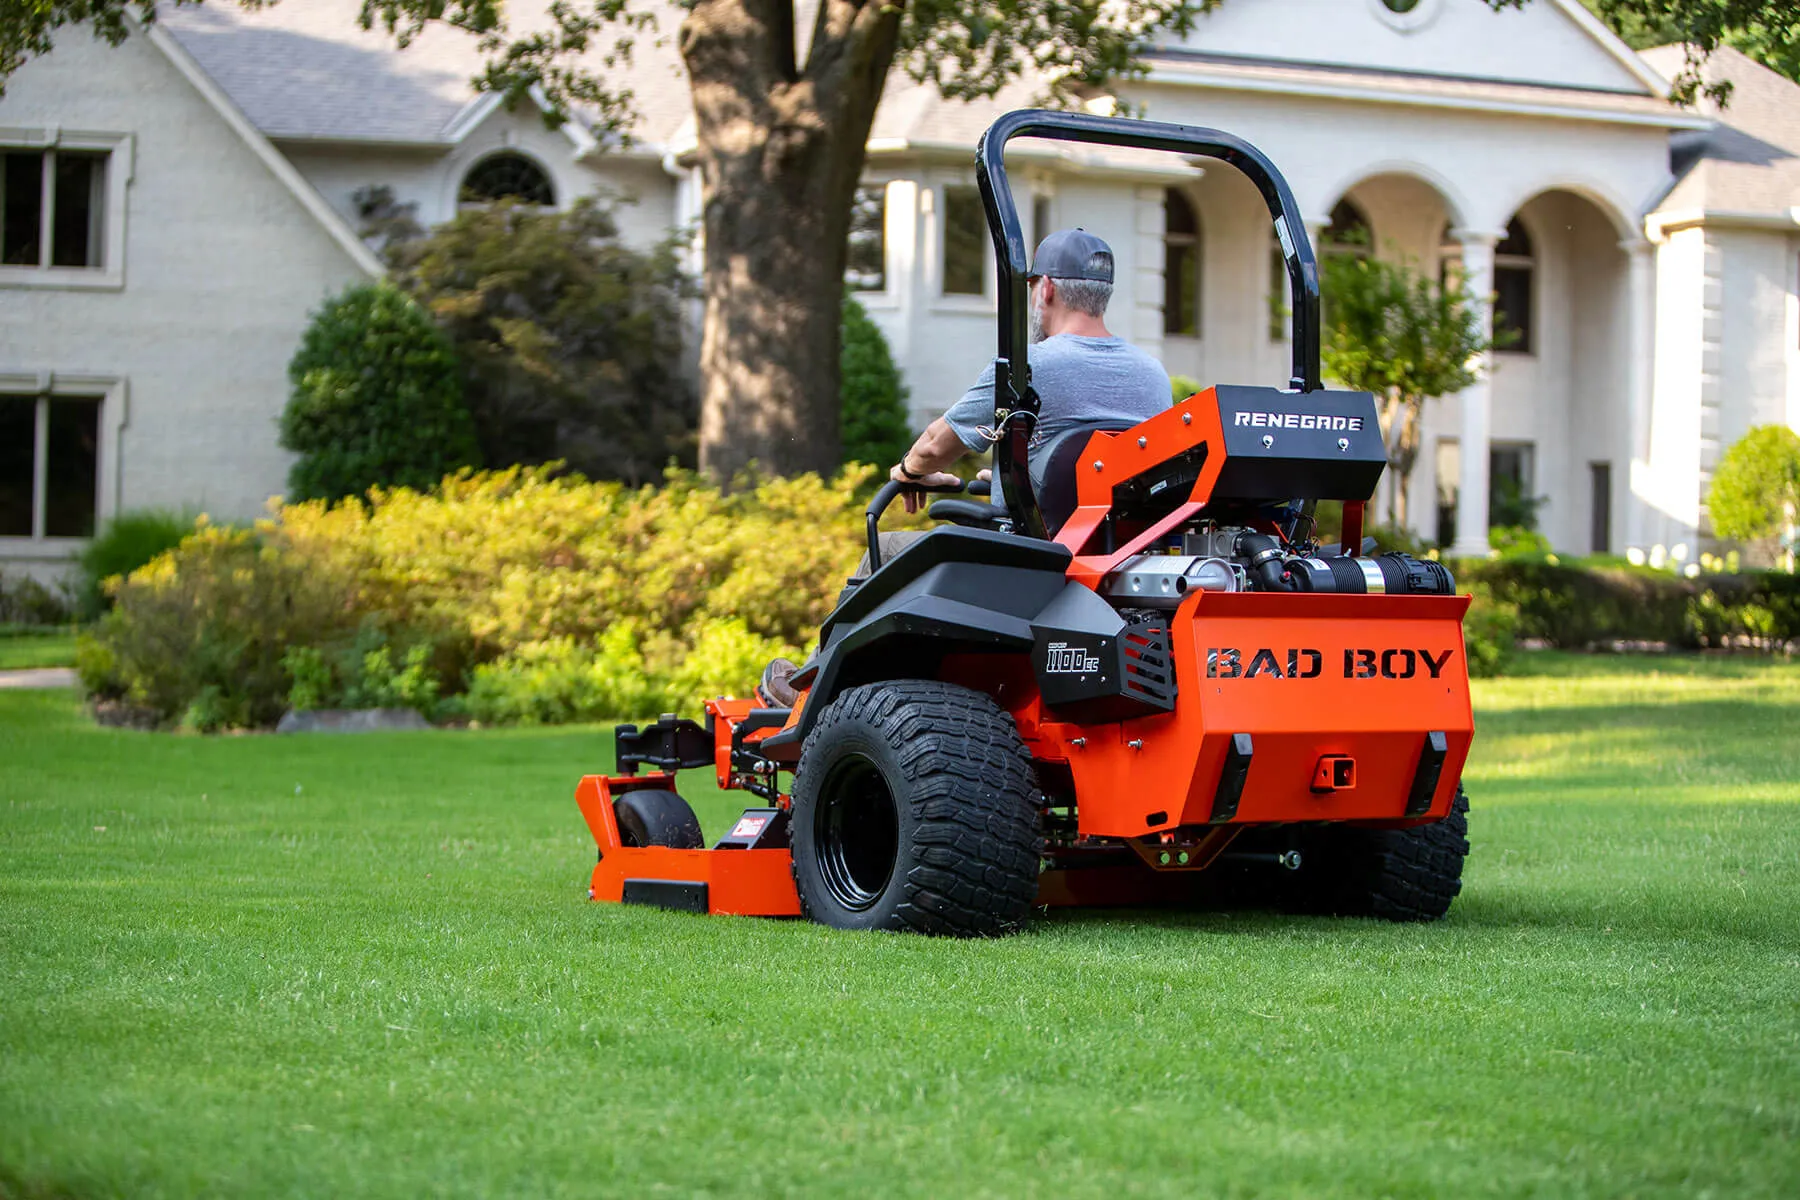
[{"left": 574, "top": 110, "right": 1474, "bottom": 934}]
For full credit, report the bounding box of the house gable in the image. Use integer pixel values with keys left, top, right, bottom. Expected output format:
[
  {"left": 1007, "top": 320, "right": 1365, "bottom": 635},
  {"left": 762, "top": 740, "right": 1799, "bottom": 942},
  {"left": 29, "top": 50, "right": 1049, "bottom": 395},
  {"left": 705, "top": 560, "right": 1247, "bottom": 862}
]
[
  {"left": 0, "top": 23, "right": 380, "bottom": 523},
  {"left": 1163, "top": 0, "right": 1659, "bottom": 95}
]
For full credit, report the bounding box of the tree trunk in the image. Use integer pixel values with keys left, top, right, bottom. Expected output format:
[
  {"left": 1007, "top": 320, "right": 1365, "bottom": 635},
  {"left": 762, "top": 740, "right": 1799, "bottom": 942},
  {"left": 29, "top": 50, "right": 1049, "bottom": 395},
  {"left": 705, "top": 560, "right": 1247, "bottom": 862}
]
[{"left": 681, "top": 0, "right": 901, "bottom": 479}]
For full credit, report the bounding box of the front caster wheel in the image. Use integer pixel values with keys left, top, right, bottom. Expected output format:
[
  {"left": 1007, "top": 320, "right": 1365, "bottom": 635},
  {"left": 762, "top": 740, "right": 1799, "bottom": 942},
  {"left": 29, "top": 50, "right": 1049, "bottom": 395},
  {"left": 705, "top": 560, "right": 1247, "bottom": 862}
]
[{"left": 613, "top": 789, "right": 704, "bottom": 849}]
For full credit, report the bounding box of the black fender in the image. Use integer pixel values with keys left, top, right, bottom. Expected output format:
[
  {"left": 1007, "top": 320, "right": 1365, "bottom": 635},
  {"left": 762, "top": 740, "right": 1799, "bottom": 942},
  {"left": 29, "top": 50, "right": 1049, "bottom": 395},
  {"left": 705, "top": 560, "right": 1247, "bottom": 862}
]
[{"left": 766, "top": 527, "right": 1074, "bottom": 751}]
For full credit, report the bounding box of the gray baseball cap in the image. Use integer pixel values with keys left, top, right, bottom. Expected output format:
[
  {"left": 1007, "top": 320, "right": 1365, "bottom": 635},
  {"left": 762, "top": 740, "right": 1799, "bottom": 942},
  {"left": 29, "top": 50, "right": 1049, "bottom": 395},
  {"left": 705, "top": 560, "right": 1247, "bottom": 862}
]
[{"left": 1030, "top": 228, "right": 1114, "bottom": 283}]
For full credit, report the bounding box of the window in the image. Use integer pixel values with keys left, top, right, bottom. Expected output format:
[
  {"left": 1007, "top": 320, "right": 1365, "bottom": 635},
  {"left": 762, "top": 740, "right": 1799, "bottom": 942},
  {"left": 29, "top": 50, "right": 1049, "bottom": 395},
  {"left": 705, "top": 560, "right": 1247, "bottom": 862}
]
[
  {"left": 1494, "top": 217, "right": 1534, "bottom": 354},
  {"left": 1163, "top": 188, "right": 1201, "bottom": 338},
  {"left": 1032, "top": 195, "right": 1052, "bottom": 253},
  {"left": 460, "top": 152, "right": 555, "bottom": 207},
  {"left": 1489, "top": 442, "right": 1537, "bottom": 529},
  {"left": 1371, "top": 0, "right": 1440, "bottom": 31},
  {"left": 845, "top": 184, "right": 886, "bottom": 291},
  {"left": 1590, "top": 461, "right": 1612, "bottom": 554},
  {"left": 942, "top": 185, "right": 985, "bottom": 296},
  {"left": 1435, "top": 438, "right": 1460, "bottom": 548},
  {"left": 0, "top": 392, "right": 102, "bottom": 540},
  {"left": 1, "top": 148, "right": 109, "bottom": 270},
  {"left": 1322, "top": 198, "right": 1371, "bottom": 256}
]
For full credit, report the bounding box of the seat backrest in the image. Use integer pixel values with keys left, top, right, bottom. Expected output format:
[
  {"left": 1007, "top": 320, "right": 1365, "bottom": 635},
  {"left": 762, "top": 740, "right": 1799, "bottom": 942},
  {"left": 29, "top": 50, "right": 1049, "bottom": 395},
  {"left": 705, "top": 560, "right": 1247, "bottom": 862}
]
[{"left": 1030, "top": 420, "right": 1139, "bottom": 534}]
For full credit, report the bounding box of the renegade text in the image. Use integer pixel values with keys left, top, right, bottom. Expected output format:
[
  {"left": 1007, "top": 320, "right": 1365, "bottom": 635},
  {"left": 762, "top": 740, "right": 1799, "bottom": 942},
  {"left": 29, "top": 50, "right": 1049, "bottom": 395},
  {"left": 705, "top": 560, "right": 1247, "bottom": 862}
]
[{"left": 1233, "top": 412, "right": 1364, "bottom": 431}]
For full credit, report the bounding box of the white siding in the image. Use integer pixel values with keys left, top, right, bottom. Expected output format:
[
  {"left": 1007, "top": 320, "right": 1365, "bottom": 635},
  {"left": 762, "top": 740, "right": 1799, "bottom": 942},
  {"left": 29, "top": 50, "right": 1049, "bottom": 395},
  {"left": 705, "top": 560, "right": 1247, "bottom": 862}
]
[
  {"left": 1170, "top": 0, "right": 1649, "bottom": 94},
  {"left": 280, "top": 108, "right": 681, "bottom": 252},
  {"left": 0, "top": 28, "right": 372, "bottom": 574}
]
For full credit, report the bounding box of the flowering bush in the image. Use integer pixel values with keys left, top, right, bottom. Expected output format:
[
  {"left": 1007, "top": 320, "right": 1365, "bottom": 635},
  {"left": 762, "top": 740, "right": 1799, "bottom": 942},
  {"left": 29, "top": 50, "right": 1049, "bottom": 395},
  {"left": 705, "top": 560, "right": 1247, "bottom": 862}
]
[{"left": 81, "top": 466, "right": 878, "bottom": 729}]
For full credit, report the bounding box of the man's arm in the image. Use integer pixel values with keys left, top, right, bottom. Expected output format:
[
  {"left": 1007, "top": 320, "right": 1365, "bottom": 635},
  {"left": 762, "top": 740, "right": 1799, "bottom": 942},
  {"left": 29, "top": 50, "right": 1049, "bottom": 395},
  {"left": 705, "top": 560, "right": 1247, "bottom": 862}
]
[
  {"left": 894, "top": 418, "right": 967, "bottom": 479},
  {"left": 888, "top": 419, "right": 966, "bottom": 512},
  {"left": 887, "top": 363, "right": 997, "bottom": 509}
]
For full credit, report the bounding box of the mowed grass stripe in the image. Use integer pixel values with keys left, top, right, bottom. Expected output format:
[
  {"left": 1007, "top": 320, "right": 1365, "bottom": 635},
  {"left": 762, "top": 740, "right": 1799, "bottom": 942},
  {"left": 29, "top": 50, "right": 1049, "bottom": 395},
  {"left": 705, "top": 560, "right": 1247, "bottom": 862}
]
[{"left": 2, "top": 653, "right": 1797, "bottom": 1197}]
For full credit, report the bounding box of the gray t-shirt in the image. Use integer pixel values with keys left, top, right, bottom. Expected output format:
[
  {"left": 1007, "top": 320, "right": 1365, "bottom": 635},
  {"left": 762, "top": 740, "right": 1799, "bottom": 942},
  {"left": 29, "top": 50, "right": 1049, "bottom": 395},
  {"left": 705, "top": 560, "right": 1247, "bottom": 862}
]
[{"left": 943, "top": 334, "right": 1172, "bottom": 454}]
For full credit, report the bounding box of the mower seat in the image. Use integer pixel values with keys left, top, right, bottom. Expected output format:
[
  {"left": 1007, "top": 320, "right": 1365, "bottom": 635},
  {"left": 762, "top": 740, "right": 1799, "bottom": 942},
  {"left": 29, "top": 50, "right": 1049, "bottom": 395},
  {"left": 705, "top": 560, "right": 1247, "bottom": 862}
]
[{"left": 1031, "top": 420, "right": 1138, "bottom": 534}]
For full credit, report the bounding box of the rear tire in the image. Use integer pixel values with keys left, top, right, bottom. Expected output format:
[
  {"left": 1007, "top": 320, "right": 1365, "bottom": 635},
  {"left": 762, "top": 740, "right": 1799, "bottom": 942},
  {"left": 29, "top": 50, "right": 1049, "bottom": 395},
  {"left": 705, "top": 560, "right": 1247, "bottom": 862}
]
[
  {"left": 1292, "top": 787, "right": 1470, "bottom": 921},
  {"left": 790, "top": 681, "right": 1041, "bottom": 936},
  {"left": 614, "top": 789, "right": 704, "bottom": 849}
]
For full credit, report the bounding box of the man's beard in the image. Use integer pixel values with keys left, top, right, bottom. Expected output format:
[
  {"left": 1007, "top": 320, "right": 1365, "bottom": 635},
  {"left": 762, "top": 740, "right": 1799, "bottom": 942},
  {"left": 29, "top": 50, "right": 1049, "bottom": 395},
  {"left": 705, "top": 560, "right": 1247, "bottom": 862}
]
[{"left": 1028, "top": 294, "right": 1047, "bottom": 344}]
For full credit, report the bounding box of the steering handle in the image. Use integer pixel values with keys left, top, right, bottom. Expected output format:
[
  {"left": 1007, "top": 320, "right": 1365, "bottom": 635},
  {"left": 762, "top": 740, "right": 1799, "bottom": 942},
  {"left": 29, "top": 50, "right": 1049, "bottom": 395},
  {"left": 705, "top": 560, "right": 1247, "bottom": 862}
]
[{"left": 866, "top": 479, "right": 966, "bottom": 572}]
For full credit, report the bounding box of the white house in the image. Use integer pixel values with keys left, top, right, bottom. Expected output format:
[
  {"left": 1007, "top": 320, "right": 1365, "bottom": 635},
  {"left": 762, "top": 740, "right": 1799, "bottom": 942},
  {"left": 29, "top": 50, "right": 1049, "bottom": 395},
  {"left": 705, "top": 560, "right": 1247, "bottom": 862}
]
[{"left": 3, "top": 0, "right": 1797, "bottom": 581}]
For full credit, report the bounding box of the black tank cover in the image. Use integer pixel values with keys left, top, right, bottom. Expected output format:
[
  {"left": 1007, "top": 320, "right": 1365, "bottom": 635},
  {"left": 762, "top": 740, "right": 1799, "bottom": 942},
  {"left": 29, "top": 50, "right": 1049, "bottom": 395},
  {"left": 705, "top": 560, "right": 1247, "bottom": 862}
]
[{"left": 1209, "top": 385, "right": 1386, "bottom": 502}]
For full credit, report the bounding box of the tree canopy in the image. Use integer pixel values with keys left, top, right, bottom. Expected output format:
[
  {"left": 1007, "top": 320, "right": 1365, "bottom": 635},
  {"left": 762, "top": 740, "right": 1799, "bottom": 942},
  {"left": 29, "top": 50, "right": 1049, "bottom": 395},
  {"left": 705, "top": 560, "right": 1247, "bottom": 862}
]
[
  {"left": 1708, "top": 424, "right": 1800, "bottom": 567},
  {"left": 1319, "top": 250, "right": 1493, "bottom": 529},
  {"left": 1564, "top": 0, "right": 1800, "bottom": 99}
]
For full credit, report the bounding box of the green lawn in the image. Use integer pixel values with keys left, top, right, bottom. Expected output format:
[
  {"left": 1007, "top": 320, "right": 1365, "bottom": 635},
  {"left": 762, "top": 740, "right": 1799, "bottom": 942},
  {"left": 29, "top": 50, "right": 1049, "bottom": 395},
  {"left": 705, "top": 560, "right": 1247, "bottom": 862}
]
[
  {"left": 0, "top": 629, "right": 79, "bottom": 671},
  {"left": 2, "top": 653, "right": 1797, "bottom": 1197}
]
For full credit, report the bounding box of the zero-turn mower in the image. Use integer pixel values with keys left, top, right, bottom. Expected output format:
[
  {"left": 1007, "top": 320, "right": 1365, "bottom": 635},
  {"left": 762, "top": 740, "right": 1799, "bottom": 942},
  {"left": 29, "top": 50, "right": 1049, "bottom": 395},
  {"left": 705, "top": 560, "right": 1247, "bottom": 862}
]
[{"left": 576, "top": 109, "right": 1473, "bottom": 935}]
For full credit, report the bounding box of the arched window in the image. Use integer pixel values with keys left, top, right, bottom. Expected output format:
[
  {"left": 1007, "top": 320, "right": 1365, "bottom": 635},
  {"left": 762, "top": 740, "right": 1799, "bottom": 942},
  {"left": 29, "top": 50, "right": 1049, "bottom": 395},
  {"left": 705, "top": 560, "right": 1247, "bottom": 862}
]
[
  {"left": 1323, "top": 198, "right": 1372, "bottom": 255},
  {"left": 1494, "top": 216, "right": 1534, "bottom": 353},
  {"left": 460, "top": 152, "right": 555, "bottom": 207},
  {"left": 1163, "top": 188, "right": 1202, "bottom": 338}
]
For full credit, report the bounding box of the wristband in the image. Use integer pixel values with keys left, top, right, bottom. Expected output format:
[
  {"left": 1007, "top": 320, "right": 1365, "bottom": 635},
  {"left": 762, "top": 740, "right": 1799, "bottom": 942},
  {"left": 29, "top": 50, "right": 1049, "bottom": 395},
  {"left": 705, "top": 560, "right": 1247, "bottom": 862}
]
[{"left": 898, "top": 457, "right": 926, "bottom": 481}]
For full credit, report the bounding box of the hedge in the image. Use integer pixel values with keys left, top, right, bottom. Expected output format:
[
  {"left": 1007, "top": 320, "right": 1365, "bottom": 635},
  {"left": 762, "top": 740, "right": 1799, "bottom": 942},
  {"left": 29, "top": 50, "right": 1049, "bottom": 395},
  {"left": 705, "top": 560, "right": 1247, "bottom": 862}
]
[
  {"left": 78, "top": 467, "right": 885, "bottom": 730},
  {"left": 74, "top": 469, "right": 1794, "bottom": 730},
  {"left": 1455, "top": 557, "right": 1800, "bottom": 651}
]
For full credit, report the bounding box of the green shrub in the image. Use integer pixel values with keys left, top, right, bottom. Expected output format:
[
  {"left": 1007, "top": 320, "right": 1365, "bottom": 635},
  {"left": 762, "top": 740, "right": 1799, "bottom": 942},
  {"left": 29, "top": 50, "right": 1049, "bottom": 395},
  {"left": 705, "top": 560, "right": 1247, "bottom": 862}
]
[
  {"left": 1686, "top": 571, "right": 1800, "bottom": 651},
  {"left": 1170, "top": 375, "right": 1203, "bottom": 403},
  {"left": 0, "top": 570, "right": 70, "bottom": 626},
  {"left": 1488, "top": 524, "right": 1552, "bottom": 558},
  {"left": 463, "top": 615, "right": 788, "bottom": 725},
  {"left": 841, "top": 293, "right": 912, "bottom": 468},
  {"left": 387, "top": 198, "right": 694, "bottom": 485},
  {"left": 1708, "top": 425, "right": 1800, "bottom": 566},
  {"left": 280, "top": 625, "right": 447, "bottom": 716},
  {"left": 75, "top": 509, "right": 196, "bottom": 619},
  {"left": 1461, "top": 585, "right": 1519, "bottom": 678},
  {"left": 82, "top": 523, "right": 366, "bottom": 729},
  {"left": 1458, "top": 559, "right": 1692, "bottom": 649},
  {"left": 281, "top": 282, "right": 479, "bottom": 502}
]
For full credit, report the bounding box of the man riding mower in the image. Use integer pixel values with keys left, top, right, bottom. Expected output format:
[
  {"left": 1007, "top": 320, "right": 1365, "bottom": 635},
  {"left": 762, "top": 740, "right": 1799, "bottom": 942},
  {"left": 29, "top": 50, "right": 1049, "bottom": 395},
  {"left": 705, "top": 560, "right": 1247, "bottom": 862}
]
[{"left": 575, "top": 109, "right": 1473, "bottom": 936}]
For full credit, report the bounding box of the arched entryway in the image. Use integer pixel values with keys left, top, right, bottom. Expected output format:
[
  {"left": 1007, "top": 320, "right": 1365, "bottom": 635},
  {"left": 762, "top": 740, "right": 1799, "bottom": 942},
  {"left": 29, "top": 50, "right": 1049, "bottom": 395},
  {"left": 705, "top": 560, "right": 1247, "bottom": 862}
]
[
  {"left": 1423, "top": 187, "right": 1638, "bottom": 555},
  {"left": 1314, "top": 171, "right": 1470, "bottom": 528}
]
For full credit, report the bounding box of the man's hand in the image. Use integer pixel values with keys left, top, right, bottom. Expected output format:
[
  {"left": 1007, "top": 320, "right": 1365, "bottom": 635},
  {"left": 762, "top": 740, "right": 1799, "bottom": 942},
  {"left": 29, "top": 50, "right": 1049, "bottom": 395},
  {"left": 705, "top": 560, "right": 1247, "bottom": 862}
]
[{"left": 889, "top": 461, "right": 962, "bottom": 512}]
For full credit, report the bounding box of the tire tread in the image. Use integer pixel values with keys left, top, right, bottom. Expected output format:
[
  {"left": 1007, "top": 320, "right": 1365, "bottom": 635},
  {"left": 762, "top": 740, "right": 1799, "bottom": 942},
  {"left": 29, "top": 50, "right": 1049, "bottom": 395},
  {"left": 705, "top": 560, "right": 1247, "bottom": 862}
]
[
  {"left": 794, "top": 680, "right": 1041, "bottom": 937},
  {"left": 1298, "top": 787, "right": 1470, "bottom": 921}
]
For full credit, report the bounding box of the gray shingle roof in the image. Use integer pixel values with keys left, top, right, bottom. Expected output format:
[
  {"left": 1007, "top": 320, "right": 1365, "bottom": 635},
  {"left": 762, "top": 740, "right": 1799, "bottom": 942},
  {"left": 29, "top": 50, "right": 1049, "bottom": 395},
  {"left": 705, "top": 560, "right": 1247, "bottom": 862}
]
[
  {"left": 161, "top": 0, "right": 693, "bottom": 147},
  {"left": 1640, "top": 45, "right": 1800, "bottom": 216}
]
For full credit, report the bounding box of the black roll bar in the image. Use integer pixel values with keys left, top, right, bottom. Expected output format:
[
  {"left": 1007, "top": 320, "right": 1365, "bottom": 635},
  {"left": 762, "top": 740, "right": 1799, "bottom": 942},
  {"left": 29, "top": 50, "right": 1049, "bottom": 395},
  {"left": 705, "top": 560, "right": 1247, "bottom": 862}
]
[{"left": 972, "top": 109, "right": 1324, "bottom": 539}]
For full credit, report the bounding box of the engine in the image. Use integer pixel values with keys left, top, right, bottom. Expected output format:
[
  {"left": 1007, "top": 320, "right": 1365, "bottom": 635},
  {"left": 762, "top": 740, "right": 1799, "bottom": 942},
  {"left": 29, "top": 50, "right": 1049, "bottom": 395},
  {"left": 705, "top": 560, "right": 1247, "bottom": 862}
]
[
  {"left": 1102, "top": 525, "right": 1454, "bottom": 609},
  {"left": 1089, "top": 386, "right": 1455, "bottom": 609}
]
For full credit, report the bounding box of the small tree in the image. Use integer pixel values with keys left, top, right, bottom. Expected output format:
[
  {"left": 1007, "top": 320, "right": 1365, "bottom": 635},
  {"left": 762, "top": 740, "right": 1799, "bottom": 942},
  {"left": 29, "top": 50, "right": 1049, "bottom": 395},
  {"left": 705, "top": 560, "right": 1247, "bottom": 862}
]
[
  {"left": 1320, "top": 252, "right": 1493, "bottom": 530},
  {"left": 387, "top": 197, "right": 695, "bottom": 485},
  {"left": 839, "top": 293, "right": 911, "bottom": 468},
  {"left": 281, "top": 283, "right": 479, "bottom": 502},
  {"left": 1708, "top": 424, "right": 1800, "bottom": 570}
]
